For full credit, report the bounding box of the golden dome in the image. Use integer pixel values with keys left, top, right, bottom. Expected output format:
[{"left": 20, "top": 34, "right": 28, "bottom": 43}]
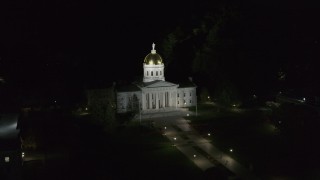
[
  {"left": 144, "top": 53, "right": 163, "bottom": 65},
  {"left": 143, "top": 43, "right": 163, "bottom": 65}
]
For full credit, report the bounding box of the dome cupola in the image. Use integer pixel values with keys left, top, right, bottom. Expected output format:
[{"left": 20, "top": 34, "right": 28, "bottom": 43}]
[
  {"left": 144, "top": 43, "right": 163, "bottom": 65},
  {"left": 143, "top": 43, "right": 165, "bottom": 83}
]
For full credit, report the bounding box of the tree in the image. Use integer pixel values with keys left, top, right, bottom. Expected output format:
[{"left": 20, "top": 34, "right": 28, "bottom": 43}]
[
  {"left": 199, "top": 87, "right": 210, "bottom": 103},
  {"left": 162, "top": 32, "right": 177, "bottom": 69},
  {"left": 86, "top": 87, "right": 116, "bottom": 132},
  {"left": 127, "top": 94, "right": 139, "bottom": 112},
  {"left": 22, "top": 129, "right": 38, "bottom": 150},
  {"left": 214, "top": 80, "right": 239, "bottom": 106}
]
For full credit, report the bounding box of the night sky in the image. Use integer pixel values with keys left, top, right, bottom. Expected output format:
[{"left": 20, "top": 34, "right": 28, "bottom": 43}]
[
  {"left": 0, "top": 0, "right": 191, "bottom": 80},
  {"left": 1, "top": 0, "right": 319, "bottom": 94}
]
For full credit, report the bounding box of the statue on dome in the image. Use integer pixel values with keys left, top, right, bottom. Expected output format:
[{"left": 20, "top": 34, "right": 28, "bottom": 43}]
[{"left": 152, "top": 43, "right": 155, "bottom": 50}]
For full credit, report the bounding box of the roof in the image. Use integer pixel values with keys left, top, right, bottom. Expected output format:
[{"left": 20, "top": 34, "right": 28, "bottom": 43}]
[
  {"left": 116, "top": 84, "right": 141, "bottom": 92},
  {"left": 178, "top": 81, "right": 197, "bottom": 88},
  {"left": 135, "top": 80, "right": 178, "bottom": 88}
]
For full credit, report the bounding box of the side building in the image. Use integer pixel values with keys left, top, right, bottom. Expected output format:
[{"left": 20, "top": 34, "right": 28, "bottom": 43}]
[{"left": 116, "top": 43, "right": 196, "bottom": 113}]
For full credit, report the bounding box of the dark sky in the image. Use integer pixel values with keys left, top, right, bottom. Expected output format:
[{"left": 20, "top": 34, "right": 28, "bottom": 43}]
[
  {"left": 0, "top": 0, "right": 194, "bottom": 84},
  {"left": 1, "top": 0, "right": 319, "bottom": 87}
]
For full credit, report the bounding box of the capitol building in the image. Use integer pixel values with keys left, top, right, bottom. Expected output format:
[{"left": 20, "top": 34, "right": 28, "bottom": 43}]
[{"left": 116, "top": 43, "right": 197, "bottom": 113}]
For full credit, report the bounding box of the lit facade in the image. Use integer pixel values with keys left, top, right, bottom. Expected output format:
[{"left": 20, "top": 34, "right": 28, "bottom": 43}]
[{"left": 116, "top": 43, "right": 196, "bottom": 113}]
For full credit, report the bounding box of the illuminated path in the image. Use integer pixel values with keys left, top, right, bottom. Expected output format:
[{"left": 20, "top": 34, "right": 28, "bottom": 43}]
[
  {"left": 161, "top": 124, "right": 215, "bottom": 171},
  {"left": 149, "top": 115, "right": 259, "bottom": 180}
]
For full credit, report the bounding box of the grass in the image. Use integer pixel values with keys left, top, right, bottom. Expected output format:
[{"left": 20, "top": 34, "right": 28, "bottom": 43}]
[
  {"left": 105, "top": 123, "right": 202, "bottom": 179},
  {"left": 186, "top": 103, "right": 319, "bottom": 179},
  {"left": 25, "top": 115, "right": 203, "bottom": 180}
]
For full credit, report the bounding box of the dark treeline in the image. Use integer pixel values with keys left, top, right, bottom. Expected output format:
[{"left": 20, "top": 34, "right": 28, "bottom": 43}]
[{"left": 160, "top": 1, "right": 320, "bottom": 105}]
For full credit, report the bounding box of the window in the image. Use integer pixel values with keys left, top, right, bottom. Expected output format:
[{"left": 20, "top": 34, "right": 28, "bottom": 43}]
[
  {"left": 151, "top": 71, "right": 153, "bottom": 76},
  {"left": 156, "top": 71, "right": 158, "bottom": 76},
  {"left": 178, "top": 101, "right": 179, "bottom": 104},
  {"left": 183, "top": 100, "right": 186, "bottom": 104},
  {"left": 160, "top": 71, "right": 162, "bottom": 75},
  {"left": 147, "top": 71, "right": 149, "bottom": 76},
  {"left": 184, "top": 93, "right": 185, "bottom": 97},
  {"left": 177, "top": 93, "right": 179, "bottom": 97},
  {"left": 190, "top": 92, "right": 192, "bottom": 96},
  {"left": 190, "top": 100, "right": 192, "bottom": 103}
]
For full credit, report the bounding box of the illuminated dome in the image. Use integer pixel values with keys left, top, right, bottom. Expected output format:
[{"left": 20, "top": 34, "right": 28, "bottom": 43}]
[
  {"left": 144, "top": 53, "right": 163, "bottom": 65},
  {"left": 144, "top": 43, "right": 163, "bottom": 65}
]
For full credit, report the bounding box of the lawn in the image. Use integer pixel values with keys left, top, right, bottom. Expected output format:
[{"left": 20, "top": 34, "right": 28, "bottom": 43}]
[
  {"left": 23, "top": 113, "right": 202, "bottom": 180},
  {"left": 187, "top": 103, "right": 320, "bottom": 179},
  {"left": 99, "top": 122, "right": 203, "bottom": 180}
]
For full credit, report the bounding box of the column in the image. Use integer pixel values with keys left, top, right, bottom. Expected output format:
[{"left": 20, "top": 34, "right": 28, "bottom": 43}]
[
  {"left": 163, "top": 91, "right": 165, "bottom": 107},
  {"left": 169, "top": 91, "right": 172, "bottom": 107},
  {"left": 160, "top": 92, "right": 163, "bottom": 108},
  {"left": 156, "top": 92, "right": 159, "bottom": 109},
  {"left": 146, "top": 93, "right": 148, "bottom": 109},
  {"left": 149, "top": 93, "right": 152, "bottom": 109},
  {"left": 154, "top": 93, "right": 156, "bottom": 109},
  {"left": 175, "top": 91, "right": 177, "bottom": 109},
  {"left": 142, "top": 93, "right": 145, "bottom": 110},
  {"left": 152, "top": 93, "right": 155, "bottom": 109},
  {"left": 146, "top": 93, "right": 149, "bottom": 109}
]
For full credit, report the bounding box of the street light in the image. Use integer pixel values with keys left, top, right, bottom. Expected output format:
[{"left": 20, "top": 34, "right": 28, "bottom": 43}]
[
  {"left": 174, "top": 137, "right": 177, "bottom": 141},
  {"left": 193, "top": 154, "right": 197, "bottom": 158},
  {"left": 229, "top": 149, "right": 233, "bottom": 152},
  {"left": 208, "top": 133, "right": 211, "bottom": 136}
]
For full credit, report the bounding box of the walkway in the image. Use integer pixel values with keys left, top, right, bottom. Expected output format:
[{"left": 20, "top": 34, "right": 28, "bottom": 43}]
[{"left": 140, "top": 113, "right": 259, "bottom": 180}]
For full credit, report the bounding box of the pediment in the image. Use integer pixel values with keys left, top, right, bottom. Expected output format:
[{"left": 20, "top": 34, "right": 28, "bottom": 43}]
[{"left": 144, "top": 80, "right": 178, "bottom": 88}]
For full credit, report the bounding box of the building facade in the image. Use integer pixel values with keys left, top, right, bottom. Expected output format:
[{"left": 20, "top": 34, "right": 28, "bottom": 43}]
[{"left": 116, "top": 43, "right": 196, "bottom": 113}]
